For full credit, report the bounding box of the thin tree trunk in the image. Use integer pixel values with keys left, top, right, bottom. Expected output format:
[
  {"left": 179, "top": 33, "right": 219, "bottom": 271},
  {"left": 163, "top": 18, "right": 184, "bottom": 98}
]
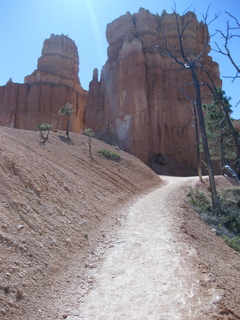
[
  {"left": 220, "top": 121, "right": 225, "bottom": 173},
  {"left": 191, "top": 67, "right": 219, "bottom": 208},
  {"left": 66, "top": 116, "right": 70, "bottom": 137},
  {"left": 193, "top": 103, "right": 203, "bottom": 182},
  {"left": 221, "top": 104, "right": 240, "bottom": 166}
]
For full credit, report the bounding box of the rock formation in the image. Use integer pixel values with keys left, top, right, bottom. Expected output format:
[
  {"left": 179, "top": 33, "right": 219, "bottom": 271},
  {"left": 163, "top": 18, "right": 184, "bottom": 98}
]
[
  {"left": 0, "top": 10, "right": 223, "bottom": 175},
  {"left": 233, "top": 119, "right": 240, "bottom": 131},
  {"left": 86, "top": 8, "right": 222, "bottom": 175},
  {"left": 25, "top": 34, "right": 81, "bottom": 92},
  {"left": 0, "top": 34, "right": 86, "bottom": 132}
]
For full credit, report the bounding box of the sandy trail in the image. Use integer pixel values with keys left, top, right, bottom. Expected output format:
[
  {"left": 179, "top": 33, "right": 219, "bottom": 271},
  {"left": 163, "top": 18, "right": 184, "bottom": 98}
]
[{"left": 67, "top": 176, "right": 220, "bottom": 320}]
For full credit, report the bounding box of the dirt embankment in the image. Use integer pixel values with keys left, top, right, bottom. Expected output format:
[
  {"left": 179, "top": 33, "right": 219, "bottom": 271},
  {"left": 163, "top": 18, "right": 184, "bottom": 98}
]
[
  {"left": 0, "top": 127, "right": 160, "bottom": 319},
  {"left": 0, "top": 127, "right": 239, "bottom": 320}
]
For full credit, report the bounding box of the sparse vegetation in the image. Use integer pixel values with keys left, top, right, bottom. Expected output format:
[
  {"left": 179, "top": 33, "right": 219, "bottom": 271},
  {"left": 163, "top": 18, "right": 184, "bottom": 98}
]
[
  {"left": 104, "top": 134, "right": 121, "bottom": 149},
  {"left": 98, "top": 149, "right": 121, "bottom": 162},
  {"left": 203, "top": 88, "right": 238, "bottom": 170},
  {"left": 58, "top": 102, "right": 74, "bottom": 137},
  {"left": 187, "top": 186, "right": 240, "bottom": 252},
  {"left": 16, "top": 290, "right": 24, "bottom": 301},
  {"left": 36, "top": 123, "right": 52, "bottom": 144},
  {"left": 2, "top": 286, "right": 10, "bottom": 295},
  {"left": 222, "top": 236, "right": 240, "bottom": 252},
  {"left": 85, "top": 128, "right": 95, "bottom": 160}
]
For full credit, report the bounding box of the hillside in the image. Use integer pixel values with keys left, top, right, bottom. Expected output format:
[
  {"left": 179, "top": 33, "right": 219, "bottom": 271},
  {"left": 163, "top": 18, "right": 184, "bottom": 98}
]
[
  {"left": 0, "top": 127, "right": 161, "bottom": 319},
  {"left": 0, "top": 127, "right": 239, "bottom": 320}
]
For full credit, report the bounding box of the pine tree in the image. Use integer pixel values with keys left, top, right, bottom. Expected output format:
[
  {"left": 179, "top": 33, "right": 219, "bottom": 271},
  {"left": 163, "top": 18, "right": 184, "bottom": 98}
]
[
  {"left": 58, "top": 103, "right": 74, "bottom": 137},
  {"left": 203, "top": 88, "right": 237, "bottom": 170}
]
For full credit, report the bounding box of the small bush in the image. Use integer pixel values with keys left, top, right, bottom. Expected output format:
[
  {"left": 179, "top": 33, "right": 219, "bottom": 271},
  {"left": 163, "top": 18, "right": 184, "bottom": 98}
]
[
  {"left": 187, "top": 187, "right": 212, "bottom": 212},
  {"left": 98, "top": 149, "right": 121, "bottom": 162},
  {"left": 58, "top": 103, "right": 74, "bottom": 137},
  {"left": 222, "top": 236, "right": 240, "bottom": 252},
  {"left": 104, "top": 134, "right": 121, "bottom": 149},
  {"left": 187, "top": 186, "right": 240, "bottom": 252},
  {"left": 3, "top": 286, "right": 10, "bottom": 294},
  {"left": 36, "top": 123, "right": 52, "bottom": 144}
]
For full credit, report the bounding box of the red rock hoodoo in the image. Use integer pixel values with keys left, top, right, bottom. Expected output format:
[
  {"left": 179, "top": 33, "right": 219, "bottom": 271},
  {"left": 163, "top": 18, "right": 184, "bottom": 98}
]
[
  {"left": 86, "top": 8, "right": 221, "bottom": 175},
  {"left": 0, "top": 10, "right": 222, "bottom": 175},
  {"left": 0, "top": 34, "right": 86, "bottom": 132}
]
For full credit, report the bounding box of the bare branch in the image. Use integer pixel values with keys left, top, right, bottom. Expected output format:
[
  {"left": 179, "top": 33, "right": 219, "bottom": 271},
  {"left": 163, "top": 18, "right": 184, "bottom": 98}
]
[
  {"left": 171, "top": 1, "right": 177, "bottom": 13},
  {"left": 226, "top": 12, "right": 240, "bottom": 27},
  {"left": 157, "top": 32, "right": 186, "bottom": 68},
  {"left": 229, "top": 34, "right": 240, "bottom": 38},
  {"left": 214, "top": 12, "right": 240, "bottom": 78},
  {"left": 179, "top": 15, "right": 197, "bottom": 38},
  {"left": 207, "top": 12, "right": 221, "bottom": 26},
  {"left": 222, "top": 74, "right": 240, "bottom": 82},
  {"left": 213, "top": 41, "right": 227, "bottom": 55},
  {"left": 199, "top": 4, "right": 208, "bottom": 22},
  {"left": 194, "top": 40, "right": 209, "bottom": 62},
  {"left": 200, "top": 3, "right": 220, "bottom": 26},
  {"left": 214, "top": 45, "right": 240, "bottom": 78},
  {"left": 178, "top": 84, "right": 196, "bottom": 104},
  {"left": 182, "top": 4, "right": 194, "bottom": 16},
  {"left": 235, "top": 100, "right": 240, "bottom": 108}
]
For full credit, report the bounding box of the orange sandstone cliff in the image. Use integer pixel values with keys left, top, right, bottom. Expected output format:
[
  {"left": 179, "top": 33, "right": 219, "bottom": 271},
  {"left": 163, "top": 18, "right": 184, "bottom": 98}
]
[
  {"left": 86, "top": 9, "right": 221, "bottom": 175},
  {"left": 0, "top": 34, "right": 86, "bottom": 132}
]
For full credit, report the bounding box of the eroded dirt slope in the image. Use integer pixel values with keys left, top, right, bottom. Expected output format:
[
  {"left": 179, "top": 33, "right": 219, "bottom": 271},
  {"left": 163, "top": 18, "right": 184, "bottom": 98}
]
[
  {"left": 0, "top": 127, "right": 239, "bottom": 320},
  {"left": 0, "top": 127, "right": 161, "bottom": 319}
]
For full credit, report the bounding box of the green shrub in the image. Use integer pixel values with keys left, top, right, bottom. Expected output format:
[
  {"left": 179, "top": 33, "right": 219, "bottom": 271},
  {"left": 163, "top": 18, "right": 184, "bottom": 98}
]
[
  {"left": 104, "top": 134, "right": 121, "bottom": 149},
  {"left": 98, "top": 149, "right": 121, "bottom": 162},
  {"left": 58, "top": 103, "right": 74, "bottom": 137},
  {"left": 36, "top": 123, "right": 52, "bottom": 144},
  {"left": 187, "top": 187, "right": 212, "bottom": 212},
  {"left": 187, "top": 186, "right": 240, "bottom": 252},
  {"left": 222, "top": 236, "right": 240, "bottom": 252}
]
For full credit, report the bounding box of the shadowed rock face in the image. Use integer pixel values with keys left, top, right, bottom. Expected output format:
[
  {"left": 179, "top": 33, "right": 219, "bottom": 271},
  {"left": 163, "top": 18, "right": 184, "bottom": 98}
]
[
  {"left": 86, "top": 8, "right": 222, "bottom": 175},
  {"left": 0, "top": 34, "right": 86, "bottom": 132}
]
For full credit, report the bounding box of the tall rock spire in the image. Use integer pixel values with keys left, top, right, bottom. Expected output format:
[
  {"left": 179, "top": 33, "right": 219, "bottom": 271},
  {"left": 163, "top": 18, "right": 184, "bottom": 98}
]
[
  {"left": 24, "top": 34, "right": 82, "bottom": 92},
  {"left": 0, "top": 34, "right": 86, "bottom": 132},
  {"left": 86, "top": 8, "right": 222, "bottom": 175}
]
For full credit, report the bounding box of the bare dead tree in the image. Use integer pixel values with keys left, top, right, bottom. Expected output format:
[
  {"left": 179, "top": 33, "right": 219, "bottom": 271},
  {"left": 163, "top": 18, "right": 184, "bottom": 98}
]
[
  {"left": 214, "top": 12, "right": 240, "bottom": 83},
  {"left": 157, "top": 5, "right": 219, "bottom": 207}
]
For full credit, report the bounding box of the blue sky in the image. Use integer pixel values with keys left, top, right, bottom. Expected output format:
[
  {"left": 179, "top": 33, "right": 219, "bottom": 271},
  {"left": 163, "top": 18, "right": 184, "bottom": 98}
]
[{"left": 0, "top": 0, "right": 239, "bottom": 118}]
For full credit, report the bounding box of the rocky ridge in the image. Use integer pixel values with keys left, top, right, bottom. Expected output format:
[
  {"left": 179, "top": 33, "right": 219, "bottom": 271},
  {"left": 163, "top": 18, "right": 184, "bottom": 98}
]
[{"left": 0, "top": 127, "right": 239, "bottom": 319}]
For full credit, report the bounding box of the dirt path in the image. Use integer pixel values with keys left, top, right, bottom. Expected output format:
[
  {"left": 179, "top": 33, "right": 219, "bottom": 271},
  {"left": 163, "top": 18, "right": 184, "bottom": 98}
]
[{"left": 63, "top": 176, "right": 221, "bottom": 320}]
